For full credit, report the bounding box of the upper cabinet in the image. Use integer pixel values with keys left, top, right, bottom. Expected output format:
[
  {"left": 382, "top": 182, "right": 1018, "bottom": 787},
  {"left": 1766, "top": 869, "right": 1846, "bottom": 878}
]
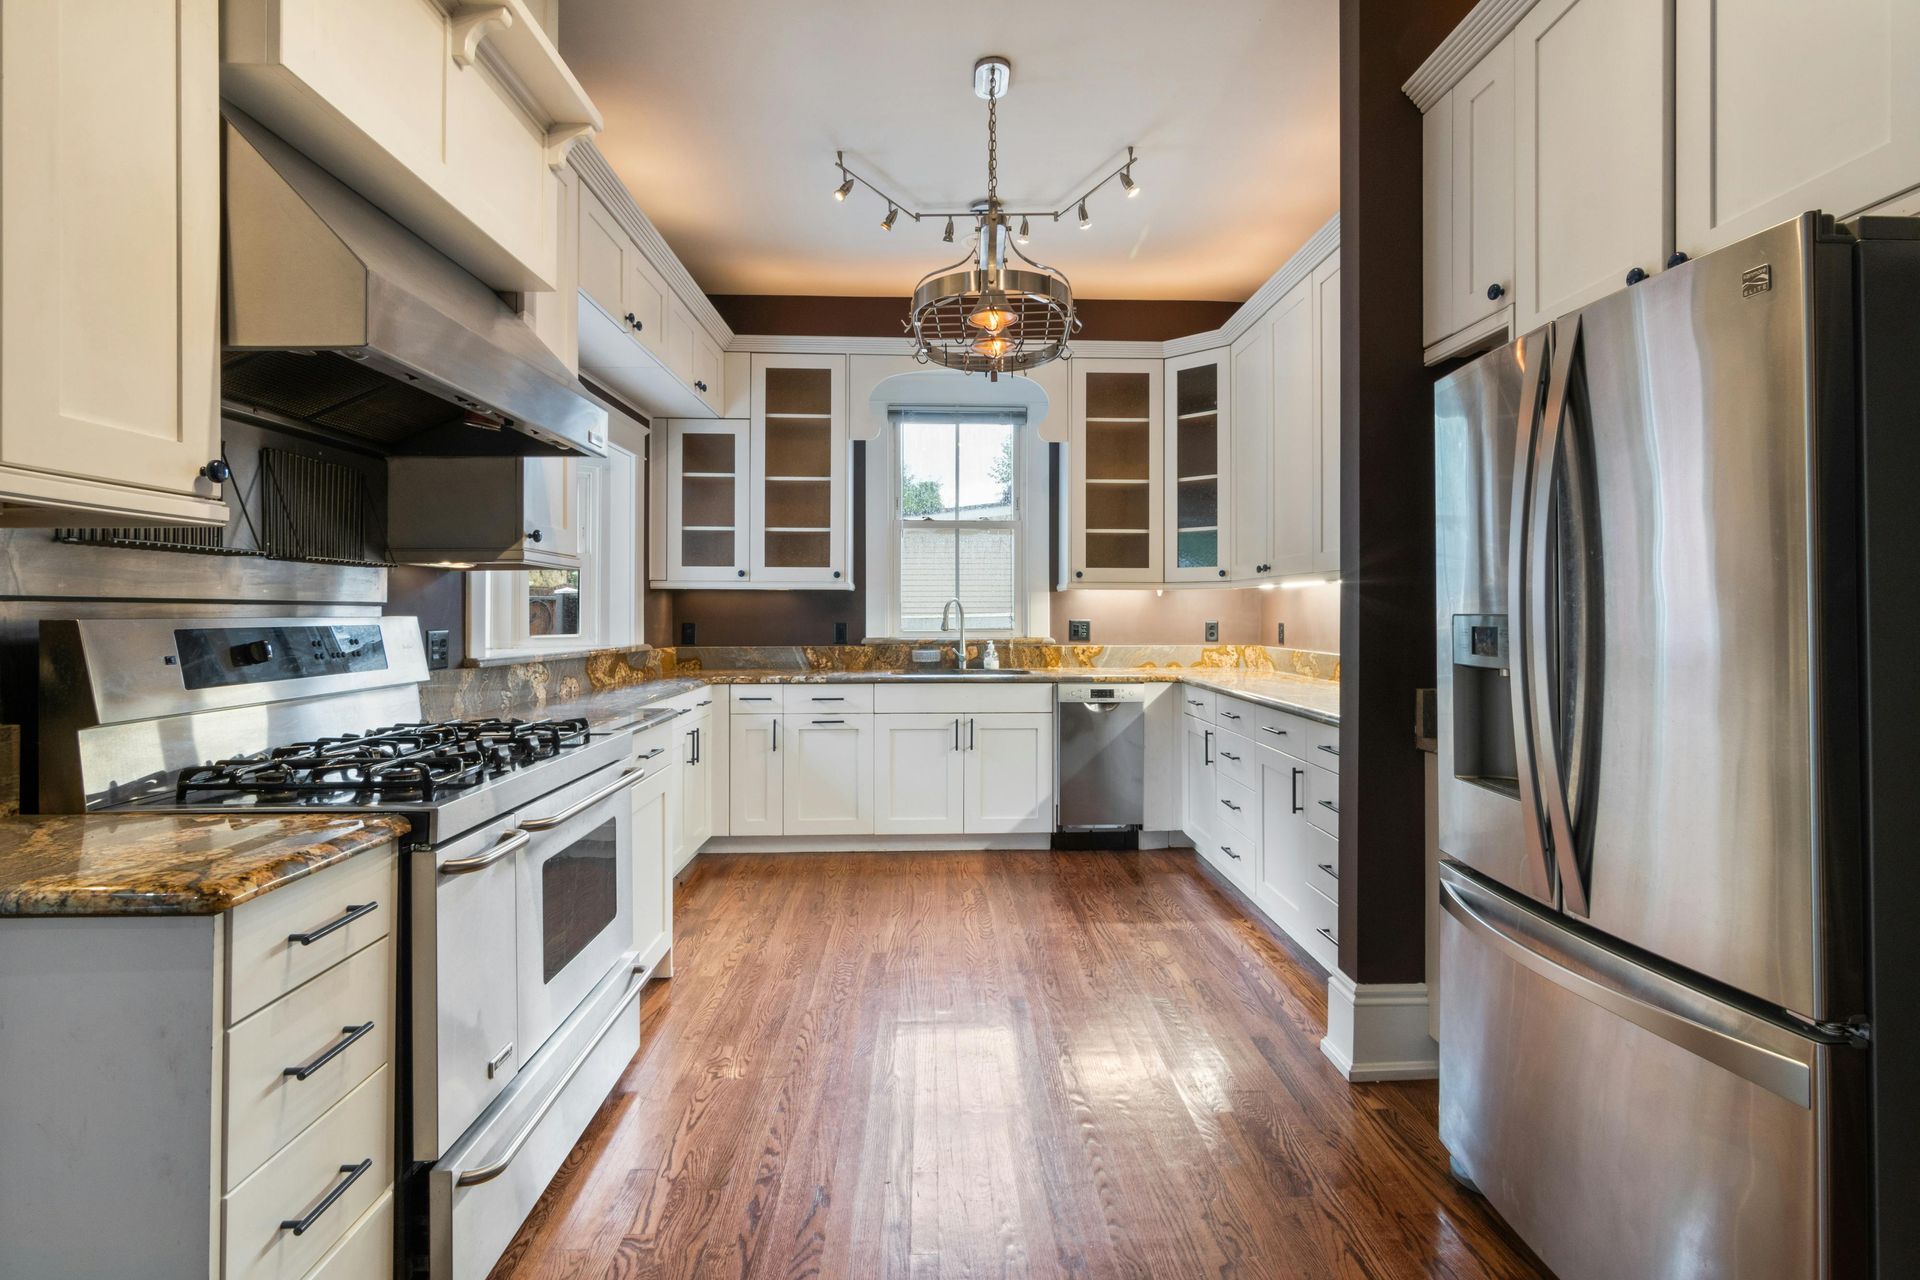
[
  {"left": 1267, "top": 277, "right": 1319, "bottom": 578},
  {"left": 750, "top": 355, "right": 848, "bottom": 586},
  {"left": 1675, "top": 0, "right": 1920, "bottom": 258},
  {"left": 1164, "top": 350, "right": 1232, "bottom": 583},
  {"left": 0, "top": 0, "right": 228, "bottom": 527},
  {"left": 1423, "top": 37, "right": 1515, "bottom": 351},
  {"left": 221, "top": 0, "right": 601, "bottom": 292},
  {"left": 1312, "top": 251, "right": 1341, "bottom": 575},
  {"left": 1512, "top": 0, "right": 1671, "bottom": 334},
  {"left": 1068, "top": 359, "right": 1165, "bottom": 585}
]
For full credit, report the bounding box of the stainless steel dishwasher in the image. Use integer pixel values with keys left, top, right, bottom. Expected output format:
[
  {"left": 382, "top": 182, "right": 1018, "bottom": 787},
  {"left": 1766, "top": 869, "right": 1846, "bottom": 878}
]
[{"left": 1056, "top": 682, "right": 1146, "bottom": 830}]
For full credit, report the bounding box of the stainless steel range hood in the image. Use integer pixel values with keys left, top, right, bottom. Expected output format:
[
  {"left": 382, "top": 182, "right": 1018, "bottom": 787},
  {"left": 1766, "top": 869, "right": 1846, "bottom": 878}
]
[{"left": 220, "top": 105, "right": 606, "bottom": 459}]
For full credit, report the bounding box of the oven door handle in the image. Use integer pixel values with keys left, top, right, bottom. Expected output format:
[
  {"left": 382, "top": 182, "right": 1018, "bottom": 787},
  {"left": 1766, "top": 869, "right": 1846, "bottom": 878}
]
[
  {"left": 519, "top": 768, "right": 646, "bottom": 831},
  {"left": 438, "top": 828, "right": 530, "bottom": 875}
]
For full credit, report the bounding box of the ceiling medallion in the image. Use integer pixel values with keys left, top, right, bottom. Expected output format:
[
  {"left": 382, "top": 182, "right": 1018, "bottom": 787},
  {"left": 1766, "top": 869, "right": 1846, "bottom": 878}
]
[{"left": 830, "top": 56, "right": 1142, "bottom": 380}]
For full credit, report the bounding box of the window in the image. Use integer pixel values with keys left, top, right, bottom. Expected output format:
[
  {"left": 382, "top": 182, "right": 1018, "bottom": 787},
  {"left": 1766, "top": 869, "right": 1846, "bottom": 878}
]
[{"left": 893, "top": 411, "right": 1020, "bottom": 634}]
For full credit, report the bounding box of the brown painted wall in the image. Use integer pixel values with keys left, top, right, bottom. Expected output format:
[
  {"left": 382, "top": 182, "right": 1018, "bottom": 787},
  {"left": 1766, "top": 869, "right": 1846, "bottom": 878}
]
[
  {"left": 710, "top": 295, "right": 1241, "bottom": 342},
  {"left": 1337, "top": 0, "right": 1477, "bottom": 984}
]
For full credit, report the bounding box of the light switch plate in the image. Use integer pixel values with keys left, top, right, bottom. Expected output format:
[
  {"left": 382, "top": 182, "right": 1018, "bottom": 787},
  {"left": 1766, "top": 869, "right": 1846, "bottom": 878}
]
[
  {"left": 680, "top": 622, "right": 696, "bottom": 646},
  {"left": 425, "top": 629, "right": 450, "bottom": 671},
  {"left": 1276, "top": 622, "right": 1286, "bottom": 646},
  {"left": 1204, "top": 620, "right": 1221, "bottom": 643},
  {"left": 1067, "top": 619, "right": 1091, "bottom": 642}
]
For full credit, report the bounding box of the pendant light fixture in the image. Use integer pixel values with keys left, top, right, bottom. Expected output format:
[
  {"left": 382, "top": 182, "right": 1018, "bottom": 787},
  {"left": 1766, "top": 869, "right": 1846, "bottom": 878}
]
[{"left": 829, "top": 57, "right": 1142, "bottom": 379}]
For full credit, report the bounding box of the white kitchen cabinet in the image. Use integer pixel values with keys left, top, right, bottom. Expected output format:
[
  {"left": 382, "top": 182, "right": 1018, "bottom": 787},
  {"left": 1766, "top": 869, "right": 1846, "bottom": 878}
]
[
  {"left": 780, "top": 713, "right": 873, "bottom": 836},
  {"left": 1257, "top": 747, "right": 1312, "bottom": 942},
  {"left": 630, "top": 762, "right": 677, "bottom": 963},
  {"left": 0, "top": 0, "right": 229, "bottom": 527},
  {"left": 695, "top": 692, "right": 729, "bottom": 839},
  {"left": 1164, "top": 349, "right": 1232, "bottom": 583},
  {"left": 1513, "top": 0, "right": 1672, "bottom": 332},
  {"left": 577, "top": 184, "right": 628, "bottom": 331},
  {"left": 522, "top": 458, "right": 583, "bottom": 562},
  {"left": 222, "top": 0, "right": 592, "bottom": 293},
  {"left": 522, "top": 166, "right": 580, "bottom": 373},
  {"left": 1448, "top": 40, "right": 1516, "bottom": 340},
  {"left": 1268, "top": 276, "right": 1319, "bottom": 577},
  {"left": 727, "top": 713, "right": 784, "bottom": 838},
  {"left": 1182, "top": 715, "right": 1218, "bottom": 862},
  {"left": 874, "top": 713, "right": 968, "bottom": 835},
  {"left": 677, "top": 704, "right": 715, "bottom": 863},
  {"left": 622, "top": 247, "right": 670, "bottom": 364},
  {"left": 690, "top": 330, "right": 724, "bottom": 415},
  {"left": 1228, "top": 314, "right": 1275, "bottom": 579},
  {"left": 661, "top": 420, "right": 750, "bottom": 584},
  {"left": 1675, "top": 0, "right": 1920, "bottom": 258},
  {"left": 750, "top": 355, "right": 850, "bottom": 587},
  {"left": 962, "top": 713, "right": 1055, "bottom": 835},
  {"left": 1312, "top": 250, "right": 1342, "bottom": 574},
  {"left": 1068, "top": 358, "right": 1165, "bottom": 584},
  {"left": 1421, "top": 91, "right": 1456, "bottom": 350}
]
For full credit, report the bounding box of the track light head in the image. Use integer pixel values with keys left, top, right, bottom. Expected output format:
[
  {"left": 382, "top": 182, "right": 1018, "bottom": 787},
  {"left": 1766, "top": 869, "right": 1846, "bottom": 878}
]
[
  {"left": 1121, "top": 167, "right": 1139, "bottom": 198},
  {"left": 1017, "top": 216, "right": 1030, "bottom": 244},
  {"left": 1078, "top": 199, "right": 1091, "bottom": 230},
  {"left": 943, "top": 216, "right": 955, "bottom": 243},
  {"left": 882, "top": 205, "right": 899, "bottom": 232},
  {"left": 834, "top": 174, "right": 855, "bottom": 201}
]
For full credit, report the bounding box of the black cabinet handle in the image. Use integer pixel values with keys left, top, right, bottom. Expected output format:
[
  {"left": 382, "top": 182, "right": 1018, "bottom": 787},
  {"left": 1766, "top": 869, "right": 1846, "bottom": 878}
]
[
  {"left": 1074, "top": 570, "right": 1083, "bottom": 579},
  {"left": 1317, "top": 744, "right": 1340, "bottom": 759},
  {"left": 1218, "top": 569, "right": 1227, "bottom": 578},
  {"left": 969, "top": 718, "right": 976, "bottom": 751},
  {"left": 1291, "top": 767, "right": 1303, "bottom": 814},
  {"left": 690, "top": 726, "right": 700, "bottom": 765},
  {"left": 811, "top": 696, "right": 846, "bottom": 702},
  {"left": 833, "top": 570, "right": 842, "bottom": 579},
  {"left": 635, "top": 746, "right": 666, "bottom": 760},
  {"left": 737, "top": 569, "right": 747, "bottom": 578},
  {"left": 811, "top": 719, "right": 846, "bottom": 725},
  {"left": 1665, "top": 251, "right": 1690, "bottom": 269},
  {"left": 287, "top": 901, "right": 377, "bottom": 947},
  {"left": 1319, "top": 798, "right": 1340, "bottom": 815},
  {"left": 1315, "top": 926, "right": 1337, "bottom": 945},
  {"left": 283, "top": 1023, "right": 375, "bottom": 1082},
  {"left": 1221, "top": 710, "right": 1241, "bottom": 720},
  {"left": 954, "top": 718, "right": 961, "bottom": 750},
  {"left": 1202, "top": 729, "right": 1213, "bottom": 765},
  {"left": 1220, "top": 798, "right": 1241, "bottom": 812},
  {"left": 279, "top": 1159, "right": 372, "bottom": 1236},
  {"left": 1625, "top": 266, "right": 1649, "bottom": 286},
  {"left": 1486, "top": 282, "right": 1506, "bottom": 301},
  {"left": 199, "top": 458, "right": 232, "bottom": 483},
  {"left": 1220, "top": 750, "right": 1240, "bottom": 762},
  {"left": 1316, "top": 862, "right": 1335, "bottom": 876},
  {"left": 694, "top": 380, "right": 708, "bottom": 392},
  {"left": 527, "top": 528, "right": 543, "bottom": 543},
  {"left": 1262, "top": 725, "right": 1288, "bottom": 737},
  {"left": 624, "top": 312, "right": 643, "bottom": 332},
  {"left": 1222, "top": 845, "right": 1241, "bottom": 861}
]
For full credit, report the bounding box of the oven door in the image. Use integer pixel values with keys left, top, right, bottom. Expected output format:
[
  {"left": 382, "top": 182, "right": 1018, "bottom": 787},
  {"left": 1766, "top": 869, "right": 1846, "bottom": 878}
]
[{"left": 513, "top": 762, "right": 642, "bottom": 1066}]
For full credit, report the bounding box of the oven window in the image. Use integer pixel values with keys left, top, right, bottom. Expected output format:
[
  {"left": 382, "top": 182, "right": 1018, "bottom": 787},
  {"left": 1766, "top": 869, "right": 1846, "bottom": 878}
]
[{"left": 541, "top": 819, "right": 618, "bottom": 983}]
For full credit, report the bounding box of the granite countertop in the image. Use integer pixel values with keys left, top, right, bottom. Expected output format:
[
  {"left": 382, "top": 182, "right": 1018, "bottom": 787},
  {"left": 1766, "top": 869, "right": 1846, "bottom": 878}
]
[{"left": 0, "top": 813, "right": 411, "bottom": 918}]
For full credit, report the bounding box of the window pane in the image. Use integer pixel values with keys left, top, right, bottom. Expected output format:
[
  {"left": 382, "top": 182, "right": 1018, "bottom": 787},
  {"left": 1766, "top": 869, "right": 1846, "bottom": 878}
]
[
  {"left": 899, "top": 419, "right": 957, "bottom": 518},
  {"left": 899, "top": 525, "right": 957, "bottom": 632},
  {"left": 957, "top": 528, "right": 1016, "bottom": 630},
  {"left": 957, "top": 422, "right": 1016, "bottom": 516},
  {"left": 528, "top": 568, "right": 581, "bottom": 636}
]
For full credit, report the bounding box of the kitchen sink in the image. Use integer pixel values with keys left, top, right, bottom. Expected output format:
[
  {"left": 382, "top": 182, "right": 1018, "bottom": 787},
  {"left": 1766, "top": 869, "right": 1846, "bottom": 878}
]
[{"left": 885, "top": 668, "right": 1035, "bottom": 679}]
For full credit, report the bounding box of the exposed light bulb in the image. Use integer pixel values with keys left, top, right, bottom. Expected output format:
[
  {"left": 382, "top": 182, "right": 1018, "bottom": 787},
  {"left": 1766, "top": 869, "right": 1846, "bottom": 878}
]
[
  {"left": 1078, "top": 199, "right": 1091, "bottom": 230},
  {"left": 881, "top": 205, "right": 898, "bottom": 231},
  {"left": 967, "top": 285, "right": 1016, "bottom": 334},
  {"left": 973, "top": 333, "right": 1013, "bottom": 359},
  {"left": 1017, "top": 216, "right": 1031, "bottom": 244},
  {"left": 1121, "top": 167, "right": 1140, "bottom": 198},
  {"left": 942, "top": 216, "right": 955, "bottom": 243},
  {"left": 833, "top": 174, "right": 854, "bottom": 201}
]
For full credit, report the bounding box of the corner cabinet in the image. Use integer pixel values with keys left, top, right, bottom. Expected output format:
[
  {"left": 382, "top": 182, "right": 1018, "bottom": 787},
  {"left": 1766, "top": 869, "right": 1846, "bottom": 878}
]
[
  {"left": 0, "top": 0, "right": 228, "bottom": 527},
  {"left": 1164, "top": 349, "right": 1232, "bottom": 583},
  {"left": 660, "top": 420, "right": 750, "bottom": 583},
  {"left": 1067, "top": 358, "right": 1164, "bottom": 585},
  {"left": 749, "top": 354, "right": 849, "bottom": 587}
]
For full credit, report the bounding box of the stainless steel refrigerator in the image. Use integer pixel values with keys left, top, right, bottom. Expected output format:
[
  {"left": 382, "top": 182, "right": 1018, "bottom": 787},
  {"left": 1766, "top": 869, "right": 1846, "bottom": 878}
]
[{"left": 1433, "top": 213, "right": 1919, "bottom": 1280}]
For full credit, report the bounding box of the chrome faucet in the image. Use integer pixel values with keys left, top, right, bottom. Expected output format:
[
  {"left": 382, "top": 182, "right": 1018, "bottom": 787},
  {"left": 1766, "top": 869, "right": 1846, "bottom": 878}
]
[{"left": 941, "top": 599, "right": 968, "bottom": 670}]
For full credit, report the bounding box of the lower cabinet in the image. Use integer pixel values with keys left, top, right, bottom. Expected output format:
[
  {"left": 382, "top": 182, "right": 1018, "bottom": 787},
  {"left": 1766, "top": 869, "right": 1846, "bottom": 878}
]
[
  {"left": 1257, "top": 750, "right": 1312, "bottom": 940},
  {"left": 873, "top": 713, "right": 967, "bottom": 835},
  {"left": 728, "top": 713, "right": 784, "bottom": 837},
  {"left": 630, "top": 762, "right": 677, "bottom": 964},
  {"left": 677, "top": 705, "right": 715, "bottom": 861},
  {"left": 1182, "top": 713, "right": 1217, "bottom": 859},
  {"left": 961, "top": 713, "right": 1054, "bottom": 835},
  {"left": 781, "top": 714, "right": 874, "bottom": 836}
]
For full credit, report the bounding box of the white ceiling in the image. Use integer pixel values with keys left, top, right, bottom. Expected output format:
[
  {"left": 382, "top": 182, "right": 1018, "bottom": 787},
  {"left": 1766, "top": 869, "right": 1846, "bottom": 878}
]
[{"left": 559, "top": 0, "right": 1339, "bottom": 302}]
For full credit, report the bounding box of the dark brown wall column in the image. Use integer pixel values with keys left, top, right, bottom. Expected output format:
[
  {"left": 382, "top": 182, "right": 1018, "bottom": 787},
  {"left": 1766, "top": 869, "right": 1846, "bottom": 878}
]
[{"left": 1336, "top": 0, "right": 1475, "bottom": 984}]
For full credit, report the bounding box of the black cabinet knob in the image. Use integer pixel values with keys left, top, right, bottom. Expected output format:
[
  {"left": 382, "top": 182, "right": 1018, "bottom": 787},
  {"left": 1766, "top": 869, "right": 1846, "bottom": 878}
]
[
  {"left": 1665, "top": 251, "right": 1690, "bottom": 269},
  {"left": 1486, "top": 282, "right": 1505, "bottom": 301},
  {"left": 1217, "top": 569, "right": 1227, "bottom": 578},
  {"left": 526, "top": 529, "right": 542, "bottom": 543},
  {"left": 1074, "top": 570, "right": 1084, "bottom": 579},
  {"left": 694, "top": 380, "right": 708, "bottom": 392},
  {"left": 1625, "top": 266, "right": 1649, "bottom": 286},
  {"left": 832, "top": 570, "right": 841, "bottom": 579},
  {"left": 199, "top": 458, "right": 231, "bottom": 483},
  {"left": 624, "top": 312, "right": 643, "bottom": 332},
  {"left": 737, "top": 569, "right": 746, "bottom": 578}
]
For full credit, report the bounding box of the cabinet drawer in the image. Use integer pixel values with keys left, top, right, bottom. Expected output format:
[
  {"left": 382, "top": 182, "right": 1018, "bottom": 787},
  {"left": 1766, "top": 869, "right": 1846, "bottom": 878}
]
[
  {"left": 1213, "top": 696, "right": 1256, "bottom": 732},
  {"left": 1213, "top": 729, "right": 1258, "bottom": 790},
  {"left": 1301, "top": 870, "right": 1339, "bottom": 969},
  {"left": 1215, "top": 773, "right": 1259, "bottom": 841},
  {"left": 872, "top": 682, "right": 1054, "bottom": 714},
  {"left": 1176, "top": 685, "right": 1217, "bottom": 721},
  {"left": 223, "top": 1065, "right": 391, "bottom": 1280},
  {"left": 303, "top": 1189, "right": 392, "bottom": 1280},
  {"left": 729, "top": 687, "right": 784, "bottom": 713},
  {"left": 1305, "top": 764, "right": 1340, "bottom": 838},
  {"left": 1301, "top": 718, "right": 1341, "bottom": 773},
  {"left": 629, "top": 716, "right": 679, "bottom": 771},
  {"left": 1308, "top": 825, "right": 1340, "bottom": 904},
  {"left": 228, "top": 848, "right": 396, "bottom": 1023},
  {"left": 1247, "top": 704, "right": 1309, "bottom": 757},
  {"left": 225, "top": 935, "right": 393, "bottom": 1191},
  {"left": 782, "top": 683, "right": 874, "bottom": 714},
  {"left": 1214, "top": 830, "right": 1255, "bottom": 882}
]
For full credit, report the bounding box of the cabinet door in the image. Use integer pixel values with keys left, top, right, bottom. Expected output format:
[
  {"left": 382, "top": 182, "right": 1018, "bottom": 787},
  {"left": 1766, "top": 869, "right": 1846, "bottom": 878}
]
[
  {"left": 700, "top": 695, "right": 730, "bottom": 838},
  {"left": 962, "top": 713, "right": 1054, "bottom": 835},
  {"left": 750, "top": 355, "right": 848, "bottom": 585},
  {"left": 1422, "top": 92, "right": 1456, "bottom": 348},
  {"left": 1256, "top": 752, "right": 1310, "bottom": 942},
  {"left": 522, "top": 458, "right": 581, "bottom": 560},
  {"left": 782, "top": 715, "right": 873, "bottom": 836},
  {"left": 874, "top": 714, "right": 966, "bottom": 835},
  {"left": 1229, "top": 316, "right": 1274, "bottom": 579},
  {"left": 0, "top": 0, "right": 224, "bottom": 515},
  {"left": 1514, "top": 0, "right": 1671, "bottom": 332},
  {"left": 577, "top": 186, "right": 628, "bottom": 325},
  {"left": 631, "top": 767, "right": 675, "bottom": 956},
  {"left": 679, "top": 714, "right": 714, "bottom": 858},
  {"left": 1676, "top": 0, "right": 1920, "bottom": 258},
  {"left": 665, "top": 421, "right": 750, "bottom": 583},
  {"left": 1268, "top": 278, "right": 1318, "bottom": 577},
  {"left": 690, "top": 330, "right": 723, "bottom": 413},
  {"left": 1165, "top": 349, "right": 1231, "bottom": 583},
  {"left": 1448, "top": 40, "right": 1515, "bottom": 336},
  {"left": 1068, "top": 358, "right": 1164, "bottom": 584},
  {"left": 1312, "top": 251, "right": 1341, "bottom": 574},
  {"left": 624, "top": 251, "right": 667, "bottom": 361},
  {"left": 1183, "top": 718, "right": 1217, "bottom": 857},
  {"left": 728, "top": 714, "right": 784, "bottom": 837},
  {"left": 661, "top": 295, "right": 696, "bottom": 385}
]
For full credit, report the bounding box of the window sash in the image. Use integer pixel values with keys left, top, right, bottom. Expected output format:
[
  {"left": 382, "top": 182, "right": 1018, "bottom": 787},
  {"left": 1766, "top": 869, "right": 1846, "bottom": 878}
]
[{"left": 890, "top": 410, "right": 1024, "bottom": 637}]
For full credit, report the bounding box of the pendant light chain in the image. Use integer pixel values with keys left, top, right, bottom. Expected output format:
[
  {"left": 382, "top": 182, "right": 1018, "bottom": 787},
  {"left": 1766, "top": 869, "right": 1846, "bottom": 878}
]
[{"left": 985, "top": 66, "right": 999, "bottom": 205}]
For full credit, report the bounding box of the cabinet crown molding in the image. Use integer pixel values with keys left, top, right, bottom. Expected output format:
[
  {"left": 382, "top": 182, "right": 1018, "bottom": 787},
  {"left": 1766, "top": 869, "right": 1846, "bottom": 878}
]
[{"left": 1402, "top": 0, "right": 1537, "bottom": 112}]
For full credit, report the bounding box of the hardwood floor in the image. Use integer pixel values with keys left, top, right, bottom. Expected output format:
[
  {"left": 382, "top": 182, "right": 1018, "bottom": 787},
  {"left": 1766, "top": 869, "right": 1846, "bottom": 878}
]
[{"left": 490, "top": 851, "right": 1549, "bottom": 1279}]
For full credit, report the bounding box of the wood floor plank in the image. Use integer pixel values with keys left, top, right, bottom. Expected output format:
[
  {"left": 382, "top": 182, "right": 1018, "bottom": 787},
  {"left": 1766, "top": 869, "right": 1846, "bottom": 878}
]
[{"left": 488, "top": 851, "right": 1549, "bottom": 1280}]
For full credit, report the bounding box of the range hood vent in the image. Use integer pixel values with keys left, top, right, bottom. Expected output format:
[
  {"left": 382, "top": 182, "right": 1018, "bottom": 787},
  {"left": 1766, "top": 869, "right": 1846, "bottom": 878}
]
[{"left": 221, "top": 105, "right": 606, "bottom": 459}]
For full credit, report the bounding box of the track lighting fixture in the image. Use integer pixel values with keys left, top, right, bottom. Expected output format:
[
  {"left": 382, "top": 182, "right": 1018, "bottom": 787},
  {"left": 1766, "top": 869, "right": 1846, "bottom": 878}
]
[
  {"left": 943, "top": 216, "right": 955, "bottom": 243},
  {"left": 1121, "top": 167, "right": 1139, "bottom": 198},
  {"left": 833, "top": 151, "right": 854, "bottom": 201},
  {"left": 882, "top": 205, "right": 898, "bottom": 231},
  {"left": 1078, "top": 199, "right": 1091, "bottom": 229},
  {"left": 1017, "top": 215, "right": 1031, "bottom": 244}
]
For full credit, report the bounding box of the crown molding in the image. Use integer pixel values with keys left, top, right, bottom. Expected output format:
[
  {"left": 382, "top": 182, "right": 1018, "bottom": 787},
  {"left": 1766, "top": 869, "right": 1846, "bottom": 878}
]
[
  {"left": 569, "top": 140, "right": 737, "bottom": 349},
  {"left": 1163, "top": 212, "right": 1341, "bottom": 357},
  {"left": 1401, "top": 0, "right": 1536, "bottom": 112}
]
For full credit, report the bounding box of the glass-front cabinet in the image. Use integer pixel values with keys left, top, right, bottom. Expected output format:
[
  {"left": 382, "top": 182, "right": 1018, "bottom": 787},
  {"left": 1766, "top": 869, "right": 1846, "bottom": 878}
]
[
  {"left": 750, "top": 354, "right": 848, "bottom": 586},
  {"left": 1067, "top": 358, "right": 1164, "bottom": 584},
  {"left": 1164, "top": 348, "right": 1232, "bottom": 582},
  {"left": 664, "top": 420, "right": 749, "bottom": 582}
]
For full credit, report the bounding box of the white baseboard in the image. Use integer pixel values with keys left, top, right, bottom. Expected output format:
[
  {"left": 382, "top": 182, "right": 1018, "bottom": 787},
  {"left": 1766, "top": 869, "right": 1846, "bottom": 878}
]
[
  {"left": 1320, "top": 973, "right": 1438, "bottom": 1081},
  {"left": 700, "top": 833, "right": 1055, "bottom": 854}
]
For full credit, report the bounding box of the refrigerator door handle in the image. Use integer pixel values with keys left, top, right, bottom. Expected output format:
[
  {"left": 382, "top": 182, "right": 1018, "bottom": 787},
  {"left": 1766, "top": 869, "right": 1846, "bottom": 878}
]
[
  {"left": 1528, "top": 316, "right": 1590, "bottom": 916},
  {"left": 1439, "top": 864, "right": 1823, "bottom": 1107},
  {"left": 1506, "top": 326, "right": 1557, "bottom": 903}
]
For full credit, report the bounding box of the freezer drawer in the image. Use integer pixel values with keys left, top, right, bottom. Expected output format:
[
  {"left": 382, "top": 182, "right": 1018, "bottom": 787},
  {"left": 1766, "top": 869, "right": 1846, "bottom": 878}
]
[{"left": 1438, "top": 863, "right": 1850, "bottom": 1280}]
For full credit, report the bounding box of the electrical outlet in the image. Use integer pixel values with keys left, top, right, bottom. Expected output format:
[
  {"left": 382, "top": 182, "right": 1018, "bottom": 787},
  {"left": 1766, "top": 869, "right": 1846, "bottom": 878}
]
[
  {"left": 1276, "top": 622, "right": 1286, "bottom": 646},
  {"left": 680, "top": 622, "right": 696, "bottom": 646},
  {"left": 834, "top": 621, "right": 848, "bottom": 644},
  {"left": 1205, "top": 620, "right": 1221, "bottom": 643},
  {"left": 424, "top": 629, "right": 450, "bottom": 671},
  {"left": 1068, "top": 619, "right": 1091, "bottom": 642}
]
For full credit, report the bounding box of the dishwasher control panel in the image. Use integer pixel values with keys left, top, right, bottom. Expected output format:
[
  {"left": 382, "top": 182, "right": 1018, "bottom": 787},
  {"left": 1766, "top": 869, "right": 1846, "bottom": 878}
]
[{"left": 1056, "top": 682, "right": 1148, "bottom": 704}]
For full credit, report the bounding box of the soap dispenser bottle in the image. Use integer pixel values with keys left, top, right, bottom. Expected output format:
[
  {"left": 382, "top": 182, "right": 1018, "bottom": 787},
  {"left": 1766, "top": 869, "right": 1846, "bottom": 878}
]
[{"left": 982, "top": 640, "right": 1001, "bottom": 670}]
